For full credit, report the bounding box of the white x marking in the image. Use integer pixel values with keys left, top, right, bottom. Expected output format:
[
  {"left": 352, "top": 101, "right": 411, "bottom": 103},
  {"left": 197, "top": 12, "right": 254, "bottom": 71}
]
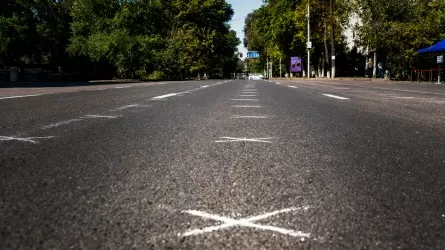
[
  {"left": 215, "top": 137, "right": 273, "bottom": 143},
  {"left": 181, "top": 207, "right": 310, "bottom": 239}
]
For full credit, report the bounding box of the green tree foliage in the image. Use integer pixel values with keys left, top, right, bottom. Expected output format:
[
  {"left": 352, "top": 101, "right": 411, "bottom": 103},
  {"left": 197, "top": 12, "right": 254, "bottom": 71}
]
[
  {"left": 1, "top": 0, "right": 240, "bottom": 80},
  {"left": 356, "top": 0, "right": 445, "bottom": 78},
  {"left": 244, "top": 0, "right": 445, "bottom": 79}
]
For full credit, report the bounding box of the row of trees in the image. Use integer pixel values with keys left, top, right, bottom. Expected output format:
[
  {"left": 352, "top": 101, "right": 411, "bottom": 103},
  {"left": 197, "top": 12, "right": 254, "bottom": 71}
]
[
  {"left": 244, "top": 0, "right": 445, "bottom": 79},
  {"left": 0, "top": 0, "right": 241, "bottom": 80}
]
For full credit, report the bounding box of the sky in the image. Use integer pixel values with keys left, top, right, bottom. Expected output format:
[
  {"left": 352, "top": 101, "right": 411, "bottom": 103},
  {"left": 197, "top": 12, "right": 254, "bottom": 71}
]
[{"left": 226, "top": 0, "right": 264, "bottom": 60}]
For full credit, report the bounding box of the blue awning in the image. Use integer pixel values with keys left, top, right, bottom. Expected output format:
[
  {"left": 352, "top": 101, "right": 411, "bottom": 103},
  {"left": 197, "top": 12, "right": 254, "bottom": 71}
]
[{"left": 418, "top": 39, "right": 445, "bottom": 53}]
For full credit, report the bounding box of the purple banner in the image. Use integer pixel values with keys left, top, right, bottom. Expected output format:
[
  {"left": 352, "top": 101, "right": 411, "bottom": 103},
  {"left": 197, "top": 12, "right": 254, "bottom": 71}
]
[{"left": 291, "top": 57, "right": 302, "bottom": 73}]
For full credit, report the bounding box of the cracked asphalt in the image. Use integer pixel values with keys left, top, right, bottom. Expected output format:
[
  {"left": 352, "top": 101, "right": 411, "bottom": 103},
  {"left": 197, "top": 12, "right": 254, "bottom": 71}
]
[{"left": 1, "top": 79, "right": 445, "bottom": 249}]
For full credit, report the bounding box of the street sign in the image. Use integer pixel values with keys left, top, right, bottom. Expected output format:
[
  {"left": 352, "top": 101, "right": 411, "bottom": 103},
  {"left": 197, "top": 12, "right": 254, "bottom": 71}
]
[
  {"left": 307, "top": 41, "right": 312, "bottom": 49},
  {"left": 437, "top": 55, "right": 443, "bottom": 64},
  {"left": 247, "top": 51, "right": 260, "bottom": 58}
]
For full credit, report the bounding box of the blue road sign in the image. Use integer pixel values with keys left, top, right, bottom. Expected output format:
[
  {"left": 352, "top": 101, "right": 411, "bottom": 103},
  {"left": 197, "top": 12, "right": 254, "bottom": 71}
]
[{"left": 247, "top": 51, "right": 260, "bottom": 58}]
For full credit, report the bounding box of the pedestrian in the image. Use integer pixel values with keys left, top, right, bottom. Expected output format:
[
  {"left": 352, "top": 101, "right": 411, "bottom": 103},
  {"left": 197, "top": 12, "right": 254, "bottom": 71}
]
[
  {"left": 377, "top": 62, "right": 383, "bottom": 78},
  {"left": 367, "top": 59, "right": 373, "bottom": 78}
]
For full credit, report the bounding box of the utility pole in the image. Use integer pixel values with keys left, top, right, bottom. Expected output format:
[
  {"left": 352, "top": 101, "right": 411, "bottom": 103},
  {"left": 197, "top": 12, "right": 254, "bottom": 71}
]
[
  {"left": 267, "top": 57, "right": 269, "bottom": 79},
  {"left": 280, "top": 57, "right": 282, "bottom": 78},
  {"left": 330, "top": 0, "right": 336, "bottom": 78},
  {"left": 307, "top": 1, "right": 311, "bottom": 78}
]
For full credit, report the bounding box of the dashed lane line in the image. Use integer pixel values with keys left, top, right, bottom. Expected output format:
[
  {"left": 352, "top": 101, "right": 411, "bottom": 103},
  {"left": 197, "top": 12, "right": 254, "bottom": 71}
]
[{"left": 322, "top": 94, "right": 350, "bottom": 100}]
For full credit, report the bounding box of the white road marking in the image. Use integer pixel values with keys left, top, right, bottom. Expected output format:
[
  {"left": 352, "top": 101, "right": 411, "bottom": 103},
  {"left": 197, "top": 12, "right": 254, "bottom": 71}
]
[
  {"left": 215, "top": 137, "right": 273, "bottom": 143},
  {"left": 41, "top": 119, "right": 83, "bottom": 129},
  {"left": 0, "top": 136, "right": 54, "bottom": 144},
  {"left": 114, "top": 86, "right": 132, "bottom": 89},
  {"left": 288, "top": 86, "right": 298, "bottom": 89},
  {"left": 276, "top": 82, "right": 281, "bottom": 85},
  {"left": 200, "top": 85, "right": 210, "bottom": 88},
  {"left": 322, "top": 94, "right": 349, "bottom": 100},
  {"left": 113, "top": 104, "right": 141, "bottom": 111},
  {"left": 83, "top": 115, "right": 120, "bottom": 119},
  {"left": 181, "top": 206, "right": 310, "bottom": 239},
  {"left": 230, "top": 115, "right": 269, "bottom": 119},
  {"left": 0, "top": 94, "right": 44, "bottom": 100},
  {"left": 230, "top": 99, "right": 259, "bottom": 101},
  {"left": 152, "top": 93, "right": 178, "bottom": 100},
  {"left": 392, "top": 96, "right": 416, "bottom": 99},
  {"left": 231, "top": 105, "right": 263, "bottom": 108},
  {"left": 239, "top": 95, "right": 257, "bottom": 97}
]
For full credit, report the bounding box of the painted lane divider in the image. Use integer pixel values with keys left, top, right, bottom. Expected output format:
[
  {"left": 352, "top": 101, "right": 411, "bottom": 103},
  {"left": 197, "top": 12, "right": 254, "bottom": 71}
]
[
  {"left": 230, "top": 115, "right": 269, "bottom": 119},
  {"left": 0, "top": 94, "right": 45, "bottom": 100},
  {"left": 229, "top": 99, "right": 259, "bottom": 101},
  {"left": 231, "top": 105, "right": 263, "bottom": 108},
  {"left": 41, "top": 119, "right": 83, "bottom": 129},
  {"left": 322, "top": 94, "right": 349, "bottom": 100},
  {"left": 288, "top": 86, "right": 298, "bottom": 89},
  {"left": 181, "top": 206, "right": 310, "bottom": 239},
  {"left": 215, "top": 137, "right": 273, "bottom": 143},
  {"left": 152, "top": 93, "right": 179, "bottom": 100},
  {"left": 0, "top": 136, "right": 55, "bottom": 144},
  {"left": 239, "top": 95, "right": 257, "bottom": 97},
  {"left": 83, "top": 115, "right": 120, "bottom": 119}
]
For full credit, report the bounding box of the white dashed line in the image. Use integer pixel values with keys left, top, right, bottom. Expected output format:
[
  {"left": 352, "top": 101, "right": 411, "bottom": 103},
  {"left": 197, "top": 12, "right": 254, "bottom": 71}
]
[
  {"left": 231, "top": 105, "right": 263, "bottom": 108},
  {"left": 41, "top": 119, "right": 83, "bottom": 129},
  {"left": 230, "top": 115, "right": 269, "bottom": 119},
  {"left": 83, "top": 115, "right": 120, "bottom": 119},
  {"left": 114, "top": 86, "right": 132, "bottom": 89},
  {"left": 322, "top": 94, "right": 349, "bottom": 100},
  {"left": 230, "top": 99, "right": 259, "bottom": 101},
  {"left": 288, "top": 86, "right": 298, "bottom": 89},
  {"left": 239, "top": 95, "right": 257, "bottom": 97},
  {"left": 112, "top": 104, "right": 141, "bottom": 111},
  {"left": 0, "top": 136, "right": 55, "bottom": 144},
  {"left": 0, "top": 94, "right": 45, "bottom": 100},
  {"left": 200, "top": 85, "right": 210, "bottom": 88},
  {"left": 215, "top": 137, "right": 273, "bottom": 143},
  {"left": 152, "top": 93, "right": 178, "bottom": 100}
]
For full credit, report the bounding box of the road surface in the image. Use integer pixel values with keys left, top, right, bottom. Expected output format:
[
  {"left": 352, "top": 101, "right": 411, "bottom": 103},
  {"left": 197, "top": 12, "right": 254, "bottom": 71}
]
[{"left": 1, "top": 79, "right": 445, "bottom": 249}]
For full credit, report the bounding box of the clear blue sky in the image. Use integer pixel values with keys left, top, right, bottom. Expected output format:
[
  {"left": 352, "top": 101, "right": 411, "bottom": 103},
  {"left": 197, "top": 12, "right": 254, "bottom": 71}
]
[{"left": 226, "top": 0, "right": 263, "bottom": 59}]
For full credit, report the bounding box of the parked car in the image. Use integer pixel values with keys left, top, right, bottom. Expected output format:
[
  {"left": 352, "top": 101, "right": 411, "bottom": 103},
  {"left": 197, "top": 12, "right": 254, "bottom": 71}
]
[{"left": 249, "top": 74, "right": 263, "bottom": 80}]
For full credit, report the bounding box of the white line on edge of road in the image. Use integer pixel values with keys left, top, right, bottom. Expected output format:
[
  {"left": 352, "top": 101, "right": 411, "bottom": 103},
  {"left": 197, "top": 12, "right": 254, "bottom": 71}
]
[
  {"left": 322, "top": 94, "right": 349, "bottom": 100},
  {"left": 152, "top": 93, "right": 178, "bottom": 100},
  {"left": 0, "top": 94, "right": 45, "bottom": 100}
]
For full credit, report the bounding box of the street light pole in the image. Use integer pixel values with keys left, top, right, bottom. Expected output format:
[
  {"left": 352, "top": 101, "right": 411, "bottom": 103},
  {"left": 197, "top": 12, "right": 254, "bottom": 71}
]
[{"left": 307, "top": 1, "right": 311, "bottom": 78}]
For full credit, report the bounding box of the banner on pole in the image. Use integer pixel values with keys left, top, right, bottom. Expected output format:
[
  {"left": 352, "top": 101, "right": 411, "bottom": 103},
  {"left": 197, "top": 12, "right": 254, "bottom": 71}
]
[{"left": 291, "top": 57, "right": 302, "bottom": 73}]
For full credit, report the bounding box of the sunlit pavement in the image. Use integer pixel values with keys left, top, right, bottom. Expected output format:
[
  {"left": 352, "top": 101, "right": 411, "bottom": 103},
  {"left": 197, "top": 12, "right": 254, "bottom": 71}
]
[{"left": 1, "top": 79, "right": 444, "bottom": 249}]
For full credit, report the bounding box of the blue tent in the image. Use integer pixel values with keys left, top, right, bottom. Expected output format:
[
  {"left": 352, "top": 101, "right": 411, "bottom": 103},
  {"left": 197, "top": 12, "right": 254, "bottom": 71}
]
[{"left": 418, "top": 39, "right": 445, "bottom": 53}]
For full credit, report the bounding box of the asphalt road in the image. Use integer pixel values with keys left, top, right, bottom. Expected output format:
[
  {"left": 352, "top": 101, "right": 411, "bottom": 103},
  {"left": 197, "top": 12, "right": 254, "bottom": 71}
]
[{"left": 1, "top": 79, "right": 445, "bottom": 249}]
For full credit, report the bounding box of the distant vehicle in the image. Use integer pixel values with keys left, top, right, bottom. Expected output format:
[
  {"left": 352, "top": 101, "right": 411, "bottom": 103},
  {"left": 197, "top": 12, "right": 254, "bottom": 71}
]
[{"left": 249, "top": 74, "right": 263, "bottom": 80}]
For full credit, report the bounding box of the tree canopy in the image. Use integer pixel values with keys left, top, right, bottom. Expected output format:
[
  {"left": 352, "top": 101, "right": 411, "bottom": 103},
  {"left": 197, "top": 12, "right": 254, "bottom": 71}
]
[
  {"left": 243, "top": 0, "right": 445, "bottom": 79},
  {"left": 0, "top": 0, "right": 241, "bottom": 80}
]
